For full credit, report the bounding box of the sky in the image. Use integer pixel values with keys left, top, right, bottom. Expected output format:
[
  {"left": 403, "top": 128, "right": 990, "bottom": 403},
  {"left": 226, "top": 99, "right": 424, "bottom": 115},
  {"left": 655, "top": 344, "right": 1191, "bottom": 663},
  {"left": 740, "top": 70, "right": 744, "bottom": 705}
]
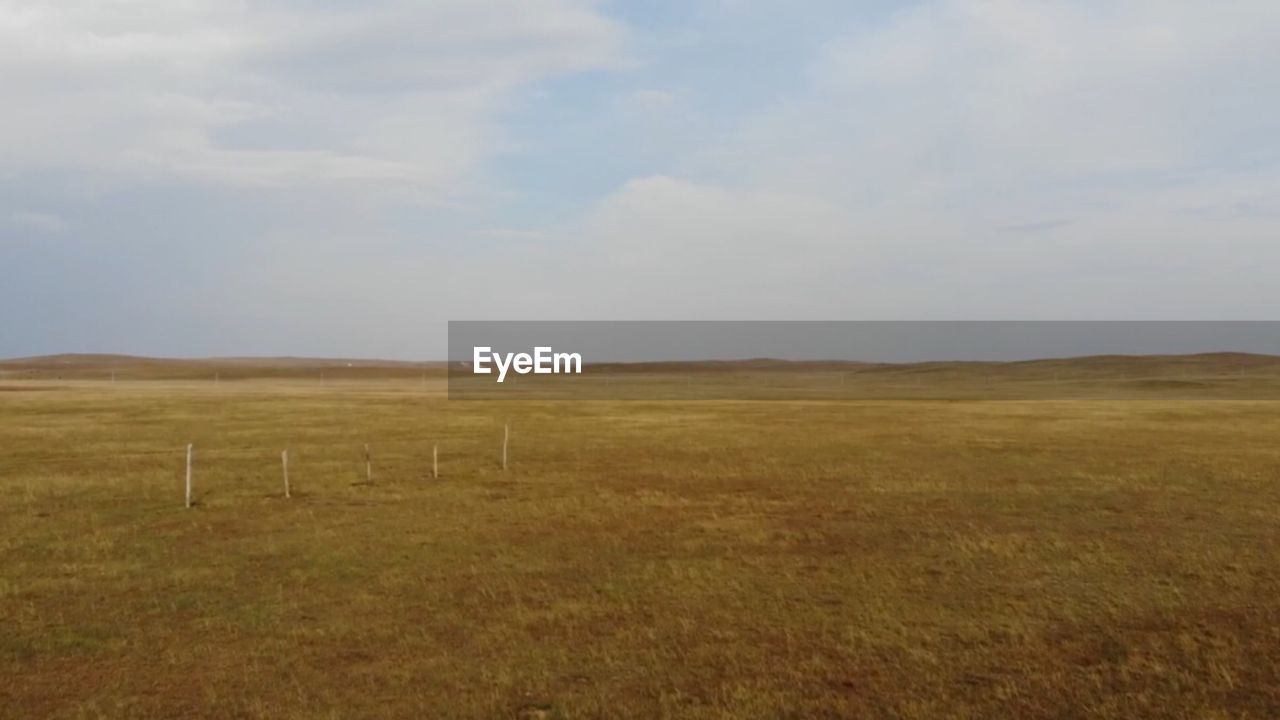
[{"left": 2, "top": 0, "right": 1278, "bottom": 359}]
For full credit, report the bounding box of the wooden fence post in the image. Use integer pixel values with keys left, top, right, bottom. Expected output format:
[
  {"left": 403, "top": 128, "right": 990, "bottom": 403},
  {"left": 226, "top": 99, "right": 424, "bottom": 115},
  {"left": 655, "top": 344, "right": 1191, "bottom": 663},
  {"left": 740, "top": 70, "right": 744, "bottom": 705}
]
[
  {"left": 282, "top": 450, "right": 290, "bottom": 498},
  {"left": 185, "top": 444, "right": 193, "bottom": 509},
  {"left": 502, "top": 422, "right": 509, "bottom": 471},
  {"left": 433, "top": 443, "right": 439, "bottom": 479},
  {"left": 364, "top": 443, "right": 373, "bottom": 484}
]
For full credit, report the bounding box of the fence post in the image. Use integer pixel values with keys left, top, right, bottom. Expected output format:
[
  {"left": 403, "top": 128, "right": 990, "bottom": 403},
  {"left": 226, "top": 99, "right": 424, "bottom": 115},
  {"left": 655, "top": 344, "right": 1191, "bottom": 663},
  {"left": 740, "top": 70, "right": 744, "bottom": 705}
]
[
  {"left": 185, "top": 444, "right": 193, "bottom": 509},
  {"left": 502, "top": 422, "right": 509, "bottom": 471},
  {"left": 364, "top": 443, "right": 373, "bottom": 484},
  {"left": 282, "top": 450, "right": 290, "bottom": 498},
  {"left": 433, "top": 443, "right": 439, "bottom": 479}
]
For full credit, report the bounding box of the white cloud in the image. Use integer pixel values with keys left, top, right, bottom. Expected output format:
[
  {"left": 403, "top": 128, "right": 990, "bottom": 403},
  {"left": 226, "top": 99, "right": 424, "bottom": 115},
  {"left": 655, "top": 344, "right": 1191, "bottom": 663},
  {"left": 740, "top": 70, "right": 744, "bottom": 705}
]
[
  {"left": 0, "top": 0, "right": 625, "bottom": 198},
  {"left": 566, "top": 0, "right": 1280, "bottom": 319},
  {"left": 754, "top": 0, "right": 1280, "bottom": 195}
]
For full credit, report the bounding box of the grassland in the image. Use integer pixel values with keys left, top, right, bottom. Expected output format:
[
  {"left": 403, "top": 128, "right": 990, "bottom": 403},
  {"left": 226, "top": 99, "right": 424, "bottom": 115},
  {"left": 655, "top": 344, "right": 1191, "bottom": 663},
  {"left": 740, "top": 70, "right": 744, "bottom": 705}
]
[{"left": 2, "top": 360, "right": 1280, "bottom": 718}]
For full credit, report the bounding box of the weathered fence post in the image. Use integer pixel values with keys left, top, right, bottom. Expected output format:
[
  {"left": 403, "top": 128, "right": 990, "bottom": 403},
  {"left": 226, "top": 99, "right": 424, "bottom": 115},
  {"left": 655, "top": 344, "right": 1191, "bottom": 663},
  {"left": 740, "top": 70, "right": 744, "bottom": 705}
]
[
  {"left": 364, "top": 443, "right": 373, "bottom": 484},
  {"left": 502, "top": 422, "right": 509, "bottom": 471},
  {"left": 185, "top": 444, "right": 193, "bottom": 509},
  {"left": 433, "top": 443, "right": 439, "bottom": 479},
  {"left": 282, "top": 449, "right": 291, "bottom": 498}
]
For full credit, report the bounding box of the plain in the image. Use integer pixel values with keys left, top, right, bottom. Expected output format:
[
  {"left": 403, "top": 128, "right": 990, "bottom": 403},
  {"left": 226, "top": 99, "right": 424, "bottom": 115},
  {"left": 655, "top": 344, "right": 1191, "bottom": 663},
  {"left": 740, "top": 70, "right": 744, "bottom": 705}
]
[{"left": 2, "top": 359, "right": 1279, "bottom": 718}]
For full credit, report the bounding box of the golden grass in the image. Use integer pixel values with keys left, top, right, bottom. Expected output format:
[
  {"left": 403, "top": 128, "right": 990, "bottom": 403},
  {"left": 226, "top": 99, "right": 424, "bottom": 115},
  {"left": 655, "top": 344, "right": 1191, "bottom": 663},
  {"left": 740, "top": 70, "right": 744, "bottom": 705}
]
[{"left": 2, "top": 378, "right": 1279, "bottom": 718}]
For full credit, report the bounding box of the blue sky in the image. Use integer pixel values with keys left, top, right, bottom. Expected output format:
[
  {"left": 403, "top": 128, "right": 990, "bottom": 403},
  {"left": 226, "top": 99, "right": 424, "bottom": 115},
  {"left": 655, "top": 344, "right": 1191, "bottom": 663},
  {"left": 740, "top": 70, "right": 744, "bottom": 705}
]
[{"left": 2, "top": 0, "right": 1278, "bottom": 358}]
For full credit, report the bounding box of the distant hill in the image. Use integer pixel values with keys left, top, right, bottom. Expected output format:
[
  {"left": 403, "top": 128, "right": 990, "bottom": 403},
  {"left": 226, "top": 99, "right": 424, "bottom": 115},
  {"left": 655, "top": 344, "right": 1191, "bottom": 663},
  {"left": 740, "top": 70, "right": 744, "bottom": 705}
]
[
  {"left": 3, "top": 351, "right": 1278, "bottom": 385},
  {"left": 0, "top": 354, "right": 444, "bottom": 380},
  {"left": 553, "top": 352, "right": 1280, "bottom": 376}
]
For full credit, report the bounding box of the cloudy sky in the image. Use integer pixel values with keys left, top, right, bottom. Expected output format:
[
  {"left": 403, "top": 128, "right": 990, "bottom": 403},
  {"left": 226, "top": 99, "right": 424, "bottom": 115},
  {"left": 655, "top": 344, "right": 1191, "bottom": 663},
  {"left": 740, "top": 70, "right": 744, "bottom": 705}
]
[{"left": 2, "top": 0, "right": 1277, "bottom": 358}]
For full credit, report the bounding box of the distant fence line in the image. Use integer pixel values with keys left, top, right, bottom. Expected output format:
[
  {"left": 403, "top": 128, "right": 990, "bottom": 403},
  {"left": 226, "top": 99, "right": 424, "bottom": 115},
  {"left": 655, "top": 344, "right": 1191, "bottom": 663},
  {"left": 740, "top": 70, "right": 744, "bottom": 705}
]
[{"left": 2, "top": 422, "right": 515, "bottom": 507}]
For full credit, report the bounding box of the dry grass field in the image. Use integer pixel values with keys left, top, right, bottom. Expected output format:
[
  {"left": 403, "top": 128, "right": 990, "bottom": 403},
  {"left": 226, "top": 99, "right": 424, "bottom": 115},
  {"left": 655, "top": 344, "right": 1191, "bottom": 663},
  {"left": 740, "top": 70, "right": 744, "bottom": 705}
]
[{"left": 3, "top": 357, "right": 1280, "bottom": 718}]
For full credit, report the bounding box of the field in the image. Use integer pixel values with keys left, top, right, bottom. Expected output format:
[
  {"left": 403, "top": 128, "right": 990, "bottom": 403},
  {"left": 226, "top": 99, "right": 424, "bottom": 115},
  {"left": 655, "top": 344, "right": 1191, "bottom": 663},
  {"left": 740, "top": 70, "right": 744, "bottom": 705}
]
[{"left": 3, "top": 357, "right": 1280, "bottom": 718}]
